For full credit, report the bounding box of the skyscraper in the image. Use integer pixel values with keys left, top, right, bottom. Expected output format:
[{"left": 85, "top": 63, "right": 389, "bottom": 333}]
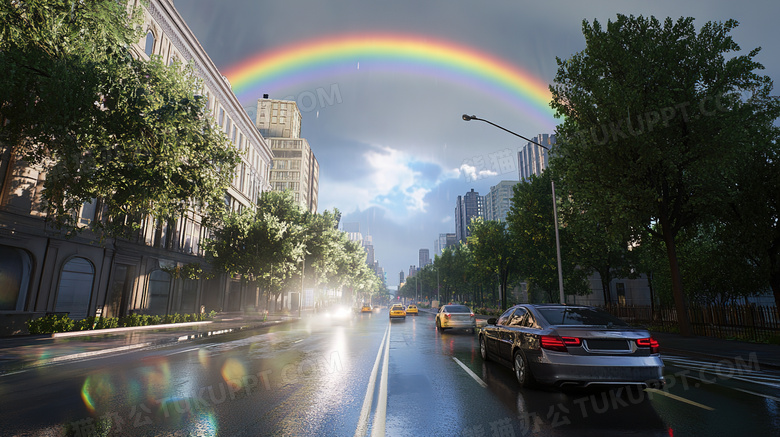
[
  {"left": 455, "top": 189, "right": 484, "bottom": 243},
  {"left": 256, "top": 97, "right": 319, "bottom": 213},
  {"left": 518, "top": 134, "right": 555, "bottom": 181},
  {"left": 484, "top": 180, "right": 519, "bottom": 222},
  {"left": 419, "top": 249, "right": 430, "bottom": 268}
]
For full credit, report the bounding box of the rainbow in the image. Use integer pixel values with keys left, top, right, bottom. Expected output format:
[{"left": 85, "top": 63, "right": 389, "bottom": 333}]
[{"left": 222, "top": 34, "right": 556, "bottom": 128}]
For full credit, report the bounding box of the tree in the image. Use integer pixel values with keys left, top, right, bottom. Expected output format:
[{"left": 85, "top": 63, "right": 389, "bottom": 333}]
[
  {"left": 722, "top": 132, "right": 780, "bottom": 309},
  {"left": 0, "top": 0, "right": 240, "bottom": 235},
  {"left": 549, "top": 15, "right": 778, "bottom": 334},
  {"left": 559, "top": 195, "right": 638, "bottom": 305},
  {"left": 506, "top": 172, "right": 589, "bottom": 303},
  {"left": 467, "top": 219, "right": 516, "bottom": 310},
  {"left": 204, "top": 191, "right": 308, "bottom": 309}
]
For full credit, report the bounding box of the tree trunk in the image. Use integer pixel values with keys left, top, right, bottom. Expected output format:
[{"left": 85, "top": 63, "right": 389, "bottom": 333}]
[
  {"left": 600, "top": 268, "right": 612, "bottom": 305},
  {"left": 660, "top": 217, "right": 692, "bottom": 336},
  {"left": 769, "top": 239, "right": 780, "bottom": 312}
]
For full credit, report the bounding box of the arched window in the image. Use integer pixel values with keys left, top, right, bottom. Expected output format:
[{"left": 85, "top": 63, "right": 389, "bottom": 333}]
[
  {"left": 0, "top": 245, "right": 32, "bottom": 312},
  {"left": 147, "top": 269, "right": 171, "bottom": 315},
  {"left": 144, "top": 30, "right": 155, "bottom": 57},
  {"left": 55, "top": 257, "right": 95, "bottom": 319}
]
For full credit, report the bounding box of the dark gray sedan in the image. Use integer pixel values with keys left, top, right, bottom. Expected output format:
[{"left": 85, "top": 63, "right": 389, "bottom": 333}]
[{"left": 479, "top": 304, "right": 665, "bottom": 389}]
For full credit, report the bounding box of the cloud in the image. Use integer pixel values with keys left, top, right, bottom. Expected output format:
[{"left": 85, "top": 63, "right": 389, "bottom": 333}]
[
  {"left": 457, "top": 163, "right": 498, "bottom": 182},
  {"left": 319, "top": 144, "right": 460, "bottom": 222}
]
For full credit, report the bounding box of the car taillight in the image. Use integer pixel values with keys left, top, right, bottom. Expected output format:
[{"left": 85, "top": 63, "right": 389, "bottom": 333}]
[
  {"left": 636, "top": 337, "right": 660, "bottom": 353},
  {"left": 445, "top": 313, "right": 451, "bottom": 319},
  {"left": 470, "top": 313, "right": 475, "bottom": 317},
  {"left": 541, "top": 335, "right": 580, "bottom": 353}
]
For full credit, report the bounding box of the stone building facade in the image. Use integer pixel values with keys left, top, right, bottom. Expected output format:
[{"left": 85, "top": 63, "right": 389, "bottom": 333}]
[{"left": 0, "top": 0, "right": 273, "bottom": 335}]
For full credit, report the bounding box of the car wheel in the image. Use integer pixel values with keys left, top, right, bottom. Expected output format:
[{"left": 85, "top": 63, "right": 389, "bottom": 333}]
[
  {"left": 436, "top": 318, "right": 444, "bottom": 332},
  {"left": 479, "top": 336, "right": 489, "bottom": 361},
  {"left": 513, "top": 350, "right": 535, "bottom": 388}
]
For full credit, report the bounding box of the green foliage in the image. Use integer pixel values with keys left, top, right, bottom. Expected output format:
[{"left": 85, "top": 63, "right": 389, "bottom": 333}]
[
  {"left": 204, "top": 191, "right": 309, "bottom": 301},
  {"left": 0, "top": 0, "right": 241, "bottom": 237},
  {"left": 25, "top": 311, "right": 207, "bottom": 335},
  {"left": 506, "top": 172, "right": 589, "bottom": 303},
  {"left": 549, "top": 14, "right": 780, "bottom": 332},
  {"left": 25, "top": 314, "right": 72, "bottom": 334},
  {"left": 467, "top": 219, "right": 517, "bottom": 309}
]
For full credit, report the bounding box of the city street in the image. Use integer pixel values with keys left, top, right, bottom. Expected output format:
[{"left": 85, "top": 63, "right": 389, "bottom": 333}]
[{"left": 1, "top": 309, "right": 780, "bottom": 436}]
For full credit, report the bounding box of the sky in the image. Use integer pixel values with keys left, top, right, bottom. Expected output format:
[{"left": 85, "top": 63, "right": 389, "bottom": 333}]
[{"left": 172, "top": 0, "right": 780, "bottom": 288}]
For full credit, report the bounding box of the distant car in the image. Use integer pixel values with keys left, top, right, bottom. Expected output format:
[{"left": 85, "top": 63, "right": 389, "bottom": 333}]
[
  {"left": 406, "top": 304, "right": 419, "bottom": 315},
  {"left": 360, "top": 304, "right": 373, "bottom": 313},
  {"left": 435, "top": 304, "right": 476, "bottom": 332},
  {"left": 479, "top": 304, "right": 665, "bottom": 389},
  {"left": 389, "top": 304, "right": 406, "bottom": 319},
  {"left": 325, "top": 304, "right": 352, "bottom": 323}
]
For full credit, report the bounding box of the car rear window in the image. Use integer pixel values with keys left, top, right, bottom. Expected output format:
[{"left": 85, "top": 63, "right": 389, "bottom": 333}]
[
  {"left": 536, "top": 307, "right": 628, "bottom": 326},
  {"left": 444, "top": 305, "right": 471, "bottom": 313}
]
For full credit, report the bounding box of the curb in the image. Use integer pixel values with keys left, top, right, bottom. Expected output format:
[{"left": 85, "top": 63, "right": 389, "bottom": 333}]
[
  {"left": 0, "top": 319, "right": 290, "bottom": 374},
  {"left": 51, "top": 320, "right": 213, "bottom": 338}
]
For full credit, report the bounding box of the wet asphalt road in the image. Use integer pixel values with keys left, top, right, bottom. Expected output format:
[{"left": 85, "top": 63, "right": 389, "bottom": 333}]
[{"left": 1, "top": 309, "right": 779, "bottom": 436}]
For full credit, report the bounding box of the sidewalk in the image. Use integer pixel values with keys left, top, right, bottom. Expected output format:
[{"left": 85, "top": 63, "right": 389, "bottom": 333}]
[
  {"left": 0, "top": 313, "right": 294, "bottom": 374},
  {"left": 650, "top": 331, "right": 780, "bottom": 370}
]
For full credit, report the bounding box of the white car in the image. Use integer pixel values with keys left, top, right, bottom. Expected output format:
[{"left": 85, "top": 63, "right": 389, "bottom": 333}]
[{"left": 435, "top": 304, "right": 476, "bottom": 332}]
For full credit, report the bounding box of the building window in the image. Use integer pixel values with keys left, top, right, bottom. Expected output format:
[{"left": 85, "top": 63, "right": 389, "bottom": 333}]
[
  {"left": 79, "top": 199, "right": 97, "bottom": 226},
  {"left": 0, "top": 245, "right": 32, "bottom": 312},
  {"left": 144, "top": 31, "right": 155, "bottom": 57},
  {"left": 54, "top": 257, "right": 95, "bottom": 319},
  {"left": 147, "top": 269, "right": 171, "bottom": 316}
]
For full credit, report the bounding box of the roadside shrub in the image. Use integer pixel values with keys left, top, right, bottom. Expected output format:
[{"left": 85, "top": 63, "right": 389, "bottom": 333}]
[
  {"left": 97, "top": 317, "right": 119, "bottom": 329},
  {"left": 25, "top": 314, "right": 75, "bottom": 334}
]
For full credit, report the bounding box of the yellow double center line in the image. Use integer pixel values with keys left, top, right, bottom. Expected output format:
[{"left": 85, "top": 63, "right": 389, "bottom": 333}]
[{"left": 355, "top": 324, "right": 391, "bottom": 437}]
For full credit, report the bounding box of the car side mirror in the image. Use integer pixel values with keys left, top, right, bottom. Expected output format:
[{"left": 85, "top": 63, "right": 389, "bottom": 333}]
[{"left": 487, "top": 318, "right": 497, "bottom": 325}]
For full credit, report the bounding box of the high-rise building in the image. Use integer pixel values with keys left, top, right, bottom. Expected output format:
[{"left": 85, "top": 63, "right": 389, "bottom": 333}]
[
  {"left": 342, "top": 222, "right": 361, "bottom": 233},
  {"left": 484, "top": 180, "right": 518, "bottom": 222},
  {"left": 455, "top": 189, "right": 484, "bottom": 243},
  {"left": 434, "top": 233, "right": 457, "bottom": 254},
  {"left": 518, "top": 134, "right": 555, "bottom": 181},
  {"left": 257, "top": 97, "right": 319, "bottom": 213},
  {"left": 399, "top": 271, "right": 405, "bottom": 284},
  {"left": 419, "top": 249, "right": 430, "bottom": 268}
]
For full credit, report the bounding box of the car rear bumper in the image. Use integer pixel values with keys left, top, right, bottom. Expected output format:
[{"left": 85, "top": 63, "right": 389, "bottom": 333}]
[
  {"left": 440, "top": 319, "right": 476, "bottom": 329},
  {"left": 530, "top": 352, "right": 665, "bottom": 387}
]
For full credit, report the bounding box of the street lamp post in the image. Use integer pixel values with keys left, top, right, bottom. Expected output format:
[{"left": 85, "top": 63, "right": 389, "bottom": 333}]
[{"left": 462, "top": 114, "right": 565, "bottom": 305}]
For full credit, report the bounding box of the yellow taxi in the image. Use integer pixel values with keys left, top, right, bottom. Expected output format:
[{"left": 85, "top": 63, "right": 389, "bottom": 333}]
[
  {"left": 406, "top": 304, "right": 419, "bottom": 315},
  {"left": 389, "top": 304, "right": 406, "bottom": 319},
  {"left": 360, "top": 303, "right": 373, "bottom": 313}
]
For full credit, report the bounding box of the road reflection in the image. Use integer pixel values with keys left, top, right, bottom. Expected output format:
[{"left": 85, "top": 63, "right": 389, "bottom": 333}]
[{"left": 479, "top": 360, "right": 671, "bottom": 436}]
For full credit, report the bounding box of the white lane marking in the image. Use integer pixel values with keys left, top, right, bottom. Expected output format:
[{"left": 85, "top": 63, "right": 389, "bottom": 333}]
[
  {"left": 293, "top": 339, "right": 303, "bottom": 344},
  {"left": 355, "top": 325, "right": 389, "bottom": 437},
  {"left": 2, "top": 342, "right": 154, "bottom": 376},
  {"left": 729, "top": 386, "right": 780, "bottom": 402},
  {"left": 47, "top": 343, "right": 153, "bottom": 364},
  {"left": 371, "top": 324, "right": 391, "bottom": 437},
  {"left": 452, "top": 357, "right": 488, "bottom": 388},
  {"left": 164, "top": 347, "right": 200, "bottom": 356},
  {"left": 644, "top": 388, "right": 715, "bottom": 410}
]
